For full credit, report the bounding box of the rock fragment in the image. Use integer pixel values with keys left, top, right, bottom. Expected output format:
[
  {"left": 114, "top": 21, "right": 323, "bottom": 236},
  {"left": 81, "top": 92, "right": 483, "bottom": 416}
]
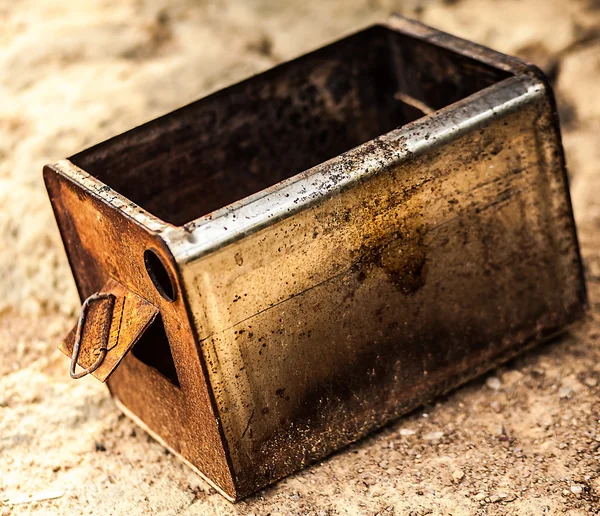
[{"left": 486, "top": 377, "right": 501, "bottom": 391}]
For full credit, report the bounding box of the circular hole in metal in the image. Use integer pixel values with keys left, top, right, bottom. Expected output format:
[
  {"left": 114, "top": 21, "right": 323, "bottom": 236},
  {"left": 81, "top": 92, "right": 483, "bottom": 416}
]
[{"left": 144, "top": 249, "right": 175, "bottom": 301}]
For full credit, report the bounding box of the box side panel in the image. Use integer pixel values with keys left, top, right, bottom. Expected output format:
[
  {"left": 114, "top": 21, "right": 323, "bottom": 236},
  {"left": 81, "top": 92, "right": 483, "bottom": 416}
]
[
  {"left": 181, "top": 80, "right": 585, "bottom": 496},
  {"left": 43, "top": 165, "right": 237, "bottom": 497}
]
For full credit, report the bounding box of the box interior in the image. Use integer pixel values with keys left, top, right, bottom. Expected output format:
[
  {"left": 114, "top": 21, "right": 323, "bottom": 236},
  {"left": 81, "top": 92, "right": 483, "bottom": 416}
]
[{"left": 70, "top": 25, "right": 511, "bottom": 227}]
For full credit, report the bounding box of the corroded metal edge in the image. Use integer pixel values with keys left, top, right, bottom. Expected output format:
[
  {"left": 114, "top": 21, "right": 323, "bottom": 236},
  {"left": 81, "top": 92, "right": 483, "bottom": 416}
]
[
  {"left": 49, "top": 159, "right": 173, "bottom": 235},
  {"left": 113, "top": 397, "right": 237, "bottom": 502}
]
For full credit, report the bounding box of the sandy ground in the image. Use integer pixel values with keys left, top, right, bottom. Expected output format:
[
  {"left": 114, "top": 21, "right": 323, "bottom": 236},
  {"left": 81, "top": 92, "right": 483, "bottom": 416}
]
[{"left": 1, "top": 0, "right": 599, "bottom": 514}]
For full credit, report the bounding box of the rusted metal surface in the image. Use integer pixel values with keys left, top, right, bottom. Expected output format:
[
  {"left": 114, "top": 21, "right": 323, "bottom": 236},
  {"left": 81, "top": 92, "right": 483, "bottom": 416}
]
[
  {"left": 44, "top": 15, "right": 586, "bottom": 501},
  {"left": 43, "top": 164, "right": 238, "bottom": 498},
  {"left": 59, "top": 279, "right": 159, "bottom": 382},
  {"left": 67, "top": 291, "right": 115, "bottom": 379}
]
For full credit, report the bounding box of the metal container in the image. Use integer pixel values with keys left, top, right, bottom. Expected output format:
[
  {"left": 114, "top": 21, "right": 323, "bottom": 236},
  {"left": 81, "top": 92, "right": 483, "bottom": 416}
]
[{"left": 44, "top": 15, "right": 586, "bottom": 501}]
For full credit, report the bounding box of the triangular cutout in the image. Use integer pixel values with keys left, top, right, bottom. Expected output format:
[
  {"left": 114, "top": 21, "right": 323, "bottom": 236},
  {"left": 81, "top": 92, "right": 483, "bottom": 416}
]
[{"left": 131, "top": 314, "right": 180, "bottom": 387}]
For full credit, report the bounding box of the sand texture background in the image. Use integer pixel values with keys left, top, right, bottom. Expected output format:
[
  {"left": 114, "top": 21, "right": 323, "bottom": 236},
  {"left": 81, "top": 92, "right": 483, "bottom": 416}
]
[{"left": 1, "top": 0, "right": 600, "bottom": 514}]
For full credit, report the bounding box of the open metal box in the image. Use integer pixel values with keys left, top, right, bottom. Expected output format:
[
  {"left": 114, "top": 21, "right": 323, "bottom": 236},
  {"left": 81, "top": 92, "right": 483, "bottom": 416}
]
[{"left": 44, "top": 15, "right": 586, "bottom": 501}]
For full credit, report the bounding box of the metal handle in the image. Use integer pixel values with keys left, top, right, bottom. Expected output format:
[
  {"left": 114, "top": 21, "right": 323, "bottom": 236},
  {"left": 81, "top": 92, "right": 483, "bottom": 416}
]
[{"left": 70, "top": 292, "right": 116, "bottom": 379}]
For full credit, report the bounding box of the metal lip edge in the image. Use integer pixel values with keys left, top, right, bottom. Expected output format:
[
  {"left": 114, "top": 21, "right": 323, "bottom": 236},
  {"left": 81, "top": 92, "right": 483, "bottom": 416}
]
[
  {"left": 49, "top": 159, "right": 174, "bottom": 236},
  {"left": 167, "top": 73, "right": 546, "bottom": 264},
  {"left": 383, "top": 14, "right": 529, "bottom": 75}
]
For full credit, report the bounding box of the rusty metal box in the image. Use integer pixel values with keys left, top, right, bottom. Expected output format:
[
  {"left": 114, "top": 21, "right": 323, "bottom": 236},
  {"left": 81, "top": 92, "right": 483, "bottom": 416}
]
[{"left": 44, "top": 15, "right": 586, "bottom": 501}]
